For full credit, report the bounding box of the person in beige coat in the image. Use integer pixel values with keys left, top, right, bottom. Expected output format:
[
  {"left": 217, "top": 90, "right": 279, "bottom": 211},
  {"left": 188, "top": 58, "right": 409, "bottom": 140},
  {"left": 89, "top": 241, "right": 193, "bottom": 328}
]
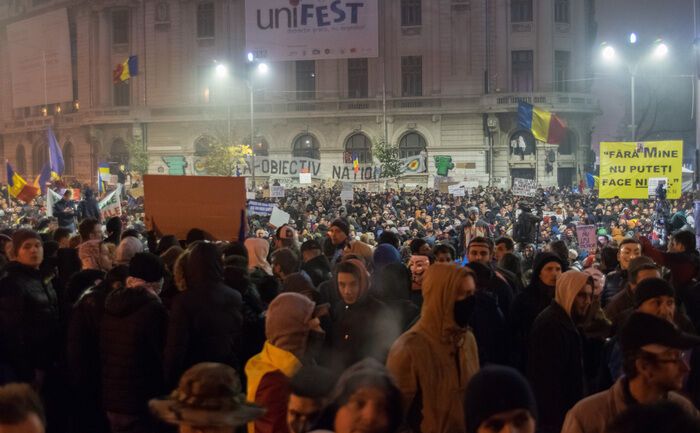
[
  {"left": 386, "top": 263, "right": 480, "bottom": 433},
  {"left": 561, "top": 312, "right": 700, "bottom": 433}
]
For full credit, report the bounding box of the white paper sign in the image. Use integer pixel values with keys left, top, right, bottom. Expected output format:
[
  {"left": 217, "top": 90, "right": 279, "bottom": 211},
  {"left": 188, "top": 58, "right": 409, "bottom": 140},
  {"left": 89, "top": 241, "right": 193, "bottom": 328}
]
[
  {"left": 340, "top": 190, "right": 354, "bottom": 201},
  {"left": 270, "top": 185, "right": 285, "bottom": 198},
  {"left": 299, "top": 172, "right": 312, "bottom": 184},
  {"left": 576, "top": 224, "right": 597, "bottom": 253},
  {"left": 270, "top": 206, "right": 290, "bottom": 228},
  {"left": 246, "top": 191, "right": 257, "bottom": 200},
  {"left": 448, "top": 185, "right": 465, "bottom": 196},
  {"left": 512, "top": 178, "right": 537, "bottom": 197}
]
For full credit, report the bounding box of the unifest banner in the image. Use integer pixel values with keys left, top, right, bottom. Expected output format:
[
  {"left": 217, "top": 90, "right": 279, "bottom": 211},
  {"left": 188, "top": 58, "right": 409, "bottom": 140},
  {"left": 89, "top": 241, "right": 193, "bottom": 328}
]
[{"left": 599, "top": 141, "right": 683, "bottom": 199}]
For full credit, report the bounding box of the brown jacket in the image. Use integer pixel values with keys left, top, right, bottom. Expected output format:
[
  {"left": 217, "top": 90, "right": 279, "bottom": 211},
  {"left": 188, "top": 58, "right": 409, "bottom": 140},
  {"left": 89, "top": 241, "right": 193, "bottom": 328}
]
[
  {"left": 386, "top": 264, "right": 480, "bottom": 433},
  {"left": 561, "top": 377, "right": 700, "bottom": 433}
]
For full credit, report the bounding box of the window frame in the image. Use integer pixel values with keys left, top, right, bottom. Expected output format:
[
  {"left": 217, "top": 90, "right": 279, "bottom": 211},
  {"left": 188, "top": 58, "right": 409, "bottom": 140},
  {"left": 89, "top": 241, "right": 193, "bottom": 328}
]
[
  {"left": 292, "top": 134, "right": 320, "bottom": 160},
  {"left": 511, "top": 50, "right": 534, "bottom": 92},
  {"left": 112, "top": 9, "right": 129, "bottom": 45},
  {"left": 296, "top": 60, "right": 316, "bottom": 100},
  {"left": 401, "top": 0, "right": 422, "bottom": 26},
  {"left": 347, "top": 58, "right": 369, "bottom": 99},
  {"left": 511, "top": 0, "right": 533, "bottom": 23},
  {"left": 401, "top": 56, "right": 423, "bottom": 97},
  {"left": 344, "top": 133, "right": 372, "bottom": 164},
  {"left": 197, "top": 2, "right": 216, "bottom": 39},
  {"left": 398, "top": 132, "right": 426, "bottom": 159}
]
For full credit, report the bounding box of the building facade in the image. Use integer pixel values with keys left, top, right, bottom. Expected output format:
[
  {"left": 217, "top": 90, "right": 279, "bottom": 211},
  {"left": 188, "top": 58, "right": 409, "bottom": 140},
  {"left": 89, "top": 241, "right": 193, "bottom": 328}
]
[{"left": 0, "top": 0, "right": 600, "bottom": 188}]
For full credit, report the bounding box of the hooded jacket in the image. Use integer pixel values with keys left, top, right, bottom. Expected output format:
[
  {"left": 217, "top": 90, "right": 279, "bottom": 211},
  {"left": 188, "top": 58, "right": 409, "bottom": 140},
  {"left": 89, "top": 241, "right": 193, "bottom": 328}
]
[
  {"left": 386, "top": 264, "right": 480, "bottom": 433},
  {"left": 528, "top": 270, "right": 590, "bottom": 433},
  {"left": 510, "top": 252, "right": 565, "bottom": 371},
  {"left": 514, "top": 210, "right": 540, "bottom": 244},
  {"left": 330, "top": 259, "right": 392, "bottom": 371},
  {"left": 163, "top": 242, "right": 244, "bottom": 388},
  {"left": 245, "top": 238, "right": 273, "bottom": 276},
  {"left": 78, "top": 188, "right": 101, "bottom": 222},
  {"left": 99, "top": 285, "right": 168, "bottom": 415},
  {"left": 300, "top": 253, "right": 332, "bottom": 287}
]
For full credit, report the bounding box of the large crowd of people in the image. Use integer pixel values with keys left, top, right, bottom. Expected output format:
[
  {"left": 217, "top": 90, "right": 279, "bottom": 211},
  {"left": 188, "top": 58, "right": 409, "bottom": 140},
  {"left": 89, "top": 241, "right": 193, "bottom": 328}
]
[{"left": 0, "top": 181, "right": 699, "bottom": 433}]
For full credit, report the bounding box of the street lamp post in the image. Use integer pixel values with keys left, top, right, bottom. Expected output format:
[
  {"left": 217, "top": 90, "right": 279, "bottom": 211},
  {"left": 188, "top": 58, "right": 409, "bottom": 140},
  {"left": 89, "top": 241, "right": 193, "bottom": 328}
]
[{"left": 247, "top": 58, "right": 268, "bottom": 192}]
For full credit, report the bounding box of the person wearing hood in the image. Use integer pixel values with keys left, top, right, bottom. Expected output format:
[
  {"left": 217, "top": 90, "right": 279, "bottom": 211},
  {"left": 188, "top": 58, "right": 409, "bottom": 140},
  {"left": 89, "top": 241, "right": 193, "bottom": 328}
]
[
  {"left": 386, "top": 263, "right": 479, "bottom": 433},
  {"left": 373, "top": 262, "right": 420, "bottom": 333},
  {"left": 104, "top": 216, "right": 122, "bottom": 247},
  {"left": 163, "top": 242, "right": 245, "bottom": 388},
  {"left": 77, "top": 187, "right": 101, "bottom": 222},
  {"left": 246, "top": 237, "right": 273, "bottom": 276},
  {"left": 465, "top": 236, "right": 515, "bottom": 318},
  {"left": 329, "top": 258, "right": 392, "bottom": 371},
  {"left": 313, "top": 358, "right": 403, "bottom": 433},
  {"left": 527, "top": 270, "right": 593, "bottom": 433},
  {"left": 99, "top": 253, "right": 168, "bottom": 433},
  {"left": 0, "top": 229, "right": 60, "bottom": 385},
  {"left": 115, "top": 236, "right": 144, "bottom": 267},
  {"left": 245, "top": 292, "right": 326, "bottom": 433},
  {"left": 509, "top": 252, "right": 564, "bottom": 372},
  {"left": 513, "top": 203, "right": 540, "bottom": 248},
  {"left": 300, "top": 239, "right": 332, "bottom": 287}
]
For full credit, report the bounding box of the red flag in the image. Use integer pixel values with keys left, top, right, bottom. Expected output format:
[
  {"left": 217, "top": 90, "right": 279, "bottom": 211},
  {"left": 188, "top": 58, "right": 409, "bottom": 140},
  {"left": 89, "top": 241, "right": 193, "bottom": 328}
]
[{"left": 113, "top": 64, "right": 124, "bottom": 84}]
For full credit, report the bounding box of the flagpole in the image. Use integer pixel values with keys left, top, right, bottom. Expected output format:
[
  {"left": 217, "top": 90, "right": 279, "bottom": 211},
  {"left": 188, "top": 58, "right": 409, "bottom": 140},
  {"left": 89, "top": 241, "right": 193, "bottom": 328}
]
[{"left": 42, "top": 51, "right": 48, "bottom": 111}]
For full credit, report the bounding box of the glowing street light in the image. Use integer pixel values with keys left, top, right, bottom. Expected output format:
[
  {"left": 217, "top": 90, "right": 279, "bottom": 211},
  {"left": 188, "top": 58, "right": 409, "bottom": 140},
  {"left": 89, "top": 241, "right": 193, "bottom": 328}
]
[
  {"left": 629, "top": 32, "right": 637, "bottom": 44},
  {"left": 257, "top": 63, "right": 269, "bottom": 75},
  {"left": 246, "top": 51, "right": 255, "bottom": 63},
  {"left": 215, "top": 64, "right": 228, "bottom": 78},
  {"left": 654, "top": 42, "right": 669, "bottom": 59},
  {"left": 602, "top": 44, "right": 616, "bottom": 61}
]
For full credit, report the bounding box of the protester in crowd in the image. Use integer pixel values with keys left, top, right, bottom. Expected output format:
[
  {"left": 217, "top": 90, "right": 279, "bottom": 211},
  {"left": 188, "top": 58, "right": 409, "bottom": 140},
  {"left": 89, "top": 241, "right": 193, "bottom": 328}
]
[
  {"left": 407, "top": 254, "right": 431, "bottom": 307},
  {"left": 271, "top": 248, "right": 300, "bottom": 282},
  {"left": 286, "top": 365, "right": 336, "bottom": 433},
  {"left": 0, "top": 229, "right": 59, "bottom": 386},
  {"left": 328, "top": 218, "right": 352, "bottom": 263},
  {"left": 605, "top": 257, "right": 660, "bottom": 328},
  {"left": 466, "top": 236, "right": 515, "bottom": 315},
  {"left": 77, "top": 188, "right": 101, "bottom": 223},
  {"left": 300, "top": 239, "right": 332, "bottom": 287},
  {"left": 432, "top": 243, "right": 456, "bottom": 263},
  {"left": 605, "top": 400, "right": 700, "bottom": 433},
  {"left": 314, "top": 358, "right": 402, "bottom": 433},
  {"left": 373, "top": 262, "right": 419, "bottom": 334},
  {"left": 0, "top": 383, "right": 46, "bottom": 433},
  {"left": 164, "top": 242, "right": 245, "bottom": 388},
  {"left": 99, "top": 253, "right": 168, "bottom": 433},
  {"left": 330, "top": 258, "right": 392, "bottom": 371},
  {"left": 53, "top": 189, "right": 75, "bottom": 232},
  {"left": 601, "top": 238, "right": 642, "bottom": 306},
  {"left": 150, "top": 362, "right": 265, "bottom": 433},
  {"left": 464, "top": 365, "right": 537, "bottom": 433},
  {"left": 528, "top": 270, "right": 593, "bottom": 433},
  {"left": 104, "top": 216, "right": 122, "bottom": 247},
  {"left": 387, "top": 263, "right": 479, "bottom": 433},
  {"left": 460, "top": 208, "right": 491, "bottom": 256},
  {"left": 562, "top": 312, "right": 700, "bottom": 433},
  {"left": 493, "top": 236, "right": 515, "bottom": 262},
  {"left": 245, "top": 292, "right": 326, "bottom": 433},
  {"left": 510, "top": 252, "right": 565, "bottom": 371},
  {"left": 114, "top": 236, "right": 144, "bottom": 267},
  {"left": 513, "top": 203, "right": 540, "bottom": 249},
  {"left": 638, "top": 230, "right": 700, "bottom": 292}
]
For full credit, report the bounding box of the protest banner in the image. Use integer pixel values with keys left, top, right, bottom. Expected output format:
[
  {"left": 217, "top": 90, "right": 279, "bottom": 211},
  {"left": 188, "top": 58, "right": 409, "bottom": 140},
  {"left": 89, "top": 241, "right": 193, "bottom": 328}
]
[
  {"left": 512, "top": 178, "right": 536, "bottom": 197},
  {"left": 576, "top": 224, "right": 597, "bottom": 253},
  {"left": 270, "top": 207, "right": 290, "bottom": 228},
  {"left": 99, "top": 186, "right": 122, "bottom": 221},
  {"left": 340, "top": 190, "right": 354, "bottom": 201},
  {"left": 270, "top": 185, "right": 285, "bottom": 198},
  {"left": 448, "top": 184, "right": 465, "bottom": 196},
  {"left": 143, "top": 175, "right": 246, "bottom": 241},
  {"left": 599, "top": 141, "right": 682, "bottom": 199},
  {"left": 248, "top": 201, "right": 275, "bottom": 216}
]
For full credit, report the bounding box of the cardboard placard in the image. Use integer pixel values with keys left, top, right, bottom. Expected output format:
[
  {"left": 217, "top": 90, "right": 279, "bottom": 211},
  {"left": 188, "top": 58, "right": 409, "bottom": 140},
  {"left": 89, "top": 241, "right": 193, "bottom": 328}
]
[
  {"left": 340, "top": 190, "right": 354, "bottom": 201},
  {"left": 270, "top": 206, "right": 290, "bottom": 227},
  {"left": 270, "top": 185, "right": 285, "bottom": 198},
  {"left": 512, "top": 178, "right": 536, "bottom": 197},
  {"left": 299, "top": 172, "right": 312, "bottom": 184},
  {"left": 143, "top": 175, "right": 246, "bottom": 241},
  {"left": 576, "top": 224, "right": 597, "bottom": 253}
]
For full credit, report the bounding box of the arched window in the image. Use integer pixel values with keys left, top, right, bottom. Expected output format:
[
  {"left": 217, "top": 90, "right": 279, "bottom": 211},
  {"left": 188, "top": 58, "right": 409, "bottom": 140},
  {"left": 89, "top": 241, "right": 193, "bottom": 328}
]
[
  {"left": 292, "top": 134, "right": 320, "bottom": 159},
  {"left": 16, "top": 144, "right": 26, "bottom": 174},
  {"left": 558, "top": 130, "right": 576, "bottom": 155},
  {"left": 63, "top": 141, "right": 74, "bottom": 175},
  {"left": 344, "top": 133, "right": 372, "bottom": 164},
  {"left": 398, "top": 132, "right": 426, "bottom": 159},
  {"left": 110, "top": 138, "right": 129, "bottom": 166},
  {"left": 509, "top": 130, "right": 536, "bottom": 158},
  {"left": 194, "top": 135, "right": 214, "bottom": 157},
  {"left": 33, "top": 142, "right": 48, "bottom": 174},
  {"left": 248, "top": 137, "right": 269, "bottom": 157}
]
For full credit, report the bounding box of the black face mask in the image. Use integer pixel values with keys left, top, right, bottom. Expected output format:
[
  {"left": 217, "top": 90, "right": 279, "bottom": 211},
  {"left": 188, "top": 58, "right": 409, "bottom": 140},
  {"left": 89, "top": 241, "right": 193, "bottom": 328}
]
[{"left": 453, "top": 296, "right": 476, "bottom": 328}]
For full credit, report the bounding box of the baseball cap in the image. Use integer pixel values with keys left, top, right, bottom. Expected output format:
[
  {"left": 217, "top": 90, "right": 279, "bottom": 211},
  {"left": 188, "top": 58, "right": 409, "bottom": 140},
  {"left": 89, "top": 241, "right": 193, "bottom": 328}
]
[
  {"left": 276, "top": 225, "right": 294, "bottom": 240},
  {"left": 619, "top": 312, "right": 700, "bottom": 354}
]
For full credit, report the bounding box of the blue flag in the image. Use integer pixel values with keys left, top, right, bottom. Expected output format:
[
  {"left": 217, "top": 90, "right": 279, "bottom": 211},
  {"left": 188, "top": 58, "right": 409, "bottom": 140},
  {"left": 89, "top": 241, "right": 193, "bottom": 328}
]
[{"left": 48, "top": 126, "right": 64, "bottom": 178}]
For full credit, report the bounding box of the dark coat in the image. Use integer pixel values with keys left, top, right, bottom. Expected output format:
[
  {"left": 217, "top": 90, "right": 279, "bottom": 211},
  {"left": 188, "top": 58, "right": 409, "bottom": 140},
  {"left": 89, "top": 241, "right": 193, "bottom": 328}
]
[
  {"left": 53, "top": 198, "right": 76, "bottom": 228},
  {"left": 514, "top": 211, "right": 541, "bottom": 244},
  {"left": 0, "top": 262, "right": 59, "bottom": 383},
  {"left": 601, "top": 267, "right": 627, "bottom": 308},
  {"left": 329, "top": 294, "right": 391, "bottom": 372},
  {"left": 78, "top": 193, "right": 101, "bottom": 222},
  {"left": 99, "top": 287, "right": 168, "bottom": 415},
  {"left": 301, "top": 254, "right": 332, "bottom": 287},
  {"left": 468, "top": 290, "right": 509, "bottom": 366},
  {"left": 528, "top": 301, "right": 584, "bottom": 433},
  {"left": 163, "top": 243, "right": 244, "bottom": 388}
]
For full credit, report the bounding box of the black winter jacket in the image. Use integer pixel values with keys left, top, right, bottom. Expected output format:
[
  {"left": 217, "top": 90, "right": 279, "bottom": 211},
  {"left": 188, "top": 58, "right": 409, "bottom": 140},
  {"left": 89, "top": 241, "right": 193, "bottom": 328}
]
[
  {"left": 0, "top": 262, "right": 59, "bottom": 383},
  {"left": 601, "top": 267, "right": 627, "bottom": 308},
  {"left": 527, "top": 301, "right": 584, "bottom": 433},
  {"left": 301, "top": 254, "right": 332, "bottom": 287},
  {"left": 514, "top": 211, "right": 540, "bottom": 244},
  {"left": 100, "top": 287, "right": 168, "bottom": 415},
  {"left": 163, "top": 243, "right": 244, "bottom": 388}
]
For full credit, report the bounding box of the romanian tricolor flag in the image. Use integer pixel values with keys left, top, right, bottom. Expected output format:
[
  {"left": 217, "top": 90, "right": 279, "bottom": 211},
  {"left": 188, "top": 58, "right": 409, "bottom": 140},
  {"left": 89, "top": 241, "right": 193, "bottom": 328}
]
[
  {"left": 586, "top": 173, "right": 599, "bottom": 190},
  {"left": 48, "top": 126, "right": 64, "bottom": 179},
  {"left": 517, "top": 101, "right": 566, "bottom": 144},
  {"left": 7, "top": 162, "right": 39, "bottom": 203},
  {"left": 97, "top": 163, "right": 110, "bottom": 196},
  {"left": 352, "top": 153, "right": 359, "bottom": 174},
  {"left": 113, "top": 56, "right": 138, "bottom": 84}
]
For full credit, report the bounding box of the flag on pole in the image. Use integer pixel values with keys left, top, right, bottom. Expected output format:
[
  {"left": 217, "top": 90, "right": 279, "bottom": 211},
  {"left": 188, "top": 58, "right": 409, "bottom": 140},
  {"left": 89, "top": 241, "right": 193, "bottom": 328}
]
[
  {"left": 114, "top": 56, "right": 138, "bottom": 83},
  {"left": 517, "top": 101, "right": 567, "bottom": 144},
  {"left": 33, "top": 163, "right": 52, "bottom": 195},
  {"left": 98, "top": 163, "right": 110, "bottom": 195},
  {"left": 48, "top": 126, "right": 64, "bottom": 179},
  {"left": 7, "top": 162, "right": 39, "bottom": 203},
  {"left": 352, "top": 153, "right": 359, "bottom": 174}
]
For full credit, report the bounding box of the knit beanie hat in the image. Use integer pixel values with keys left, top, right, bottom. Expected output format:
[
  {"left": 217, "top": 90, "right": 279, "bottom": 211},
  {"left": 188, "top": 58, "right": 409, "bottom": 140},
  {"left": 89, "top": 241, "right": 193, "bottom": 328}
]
[
  {"left": 464, "top": 366, "right": 537, "bottom": 433},
  {"left": 372, "top": 244, "right": 401, "bottom": 270},
  {"left": 265, "top": 292, "right": 316, "bottom": 355},
  {"left": 12, "top": 229, "right": 41, "bottom": 255},
  {"left": 331, "top": 218, "right": 350, "bottom": 236},
  {"left": 129, "top": 252, "right": 165, "bottom": 283},
  {"left": 634, "top": 277, "right": 675, "bottom": 308}
]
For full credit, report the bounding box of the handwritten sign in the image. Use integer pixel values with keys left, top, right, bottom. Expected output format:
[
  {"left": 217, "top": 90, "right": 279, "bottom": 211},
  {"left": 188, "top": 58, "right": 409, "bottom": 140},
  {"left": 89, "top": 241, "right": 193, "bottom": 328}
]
[{"left": 576, "top": 224, "right": 597, "bottom": 253}]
